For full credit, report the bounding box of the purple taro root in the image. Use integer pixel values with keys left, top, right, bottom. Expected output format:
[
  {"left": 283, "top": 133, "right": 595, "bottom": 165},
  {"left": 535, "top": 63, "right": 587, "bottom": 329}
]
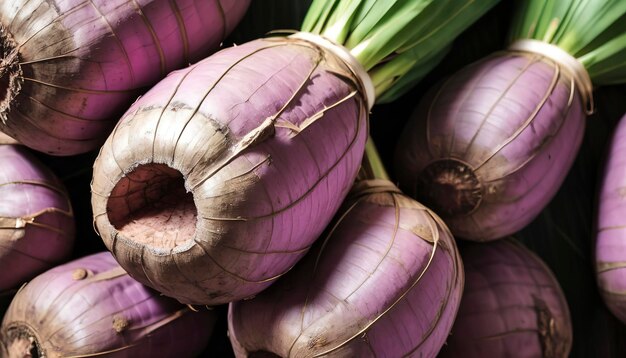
[
  {"left": 439, "top": 239, "right": 572, "bottom": 358},
  {"left": 0, "top": 252, "right": 215, "bottom": 357},
  {"left": 596, "top": 113, "right": 626, "bottom": 324},
  {"left": 395, "top": 0, "right": 626, "bottom": 241},
  {"left": 0, "top": 142, "right": 74, "bottom": 292},
  {"left": 228, "top": 140, "right": 464, "bottom": 357},
  {"left": 0, "top": 0, "right": 250, "bottom": 155},
  {"left": 395, "top": 52, "right": 585, "bottom": 241}
]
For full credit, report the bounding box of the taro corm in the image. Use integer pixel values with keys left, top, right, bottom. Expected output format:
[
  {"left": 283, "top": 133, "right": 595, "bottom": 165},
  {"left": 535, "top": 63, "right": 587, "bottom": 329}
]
[
  {"left": 439, "top": 239, "right": 572, "bottom": 358},
  {"left": 91, "top": 0, "right": 498, "bottom": 305},
  {"left": 0, "top": 252, "right": 215, "bottom": 357},
  {"left": 596, "top": 113, "right": 626, "bottom": 324},
  {"left": 228, "top": 138, "right": 463, "bottom": 357},
  {"left": 395, "top": 0, "right": 626, "bottom": 241},
  {"left": 0, "top": 0, "right": 250, "bottom": 155},
  {"left": 0, "top": 132, "right": 74, "bottom": 293}
]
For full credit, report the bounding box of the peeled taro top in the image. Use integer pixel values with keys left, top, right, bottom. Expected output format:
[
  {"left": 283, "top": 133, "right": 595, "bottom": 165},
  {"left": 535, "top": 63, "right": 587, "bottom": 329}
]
[{"left": 91, "top": 36, "right": 369, "bottom": 305}]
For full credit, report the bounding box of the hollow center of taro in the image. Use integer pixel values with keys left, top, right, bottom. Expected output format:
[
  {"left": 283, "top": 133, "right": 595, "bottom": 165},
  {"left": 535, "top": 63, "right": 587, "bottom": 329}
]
[
  {"left": 416, "top": 159, "right": 482, "bottom": 216},
  {"left": 107, "top": 164, "right": 197, "bottom": 250}
]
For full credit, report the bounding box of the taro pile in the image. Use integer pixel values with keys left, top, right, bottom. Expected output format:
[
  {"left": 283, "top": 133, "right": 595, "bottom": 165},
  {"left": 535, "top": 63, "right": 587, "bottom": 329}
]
[{"left": 1, "top": 1, "right": 626, "bottom": 357}]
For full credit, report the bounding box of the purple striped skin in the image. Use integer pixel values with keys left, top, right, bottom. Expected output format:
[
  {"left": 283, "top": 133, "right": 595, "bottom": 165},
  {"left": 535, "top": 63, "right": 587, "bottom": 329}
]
[
  {"left": 596, "top": 113, "right": 626, "bottom": 324},
  {"left": 91, "top": 37, "right": 369, "bottom": 305},
  {"left": 1, "top": 252, "right": 215, "bottom": 357},
  {"left": 0, "top": 0, "right": 250, "bottom": 156},
  {"left": 228, "top": 180, "right": 463, "bottom": 357},
  {"left": 395, "top": 52, "right": 586, "bottom": 241},
  {"left": 439, "top": 239, "right": 572, "bottom": 358},
  {"left": 0, "top": 144, "right": 74, "bottom": 292}
]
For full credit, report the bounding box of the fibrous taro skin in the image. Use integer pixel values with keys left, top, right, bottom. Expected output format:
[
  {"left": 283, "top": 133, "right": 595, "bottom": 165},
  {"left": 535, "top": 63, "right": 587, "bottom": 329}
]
[
  {"left": 0, "top": 144, "right": 74, "bottom": 292},
  {"left": 596, "top": 113, "right": 626, "bottom": 324},
  {"left": 0, "top": 252, "right": 215, "bottom": 358},
  {"left": 395, "top": 51, "right": 586, "bottom": 241},
  {"left": 0, "top": 0, "right": 250, "bottom": 155},
  {"left": 439, "top": 239, "right": 572, "bottom": 358},
  {"left": 228, "top": 179, "right": 463, "bottom": 358},
  {"left": 91, "top": 36, "right": 369, "bottom": 305}
]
